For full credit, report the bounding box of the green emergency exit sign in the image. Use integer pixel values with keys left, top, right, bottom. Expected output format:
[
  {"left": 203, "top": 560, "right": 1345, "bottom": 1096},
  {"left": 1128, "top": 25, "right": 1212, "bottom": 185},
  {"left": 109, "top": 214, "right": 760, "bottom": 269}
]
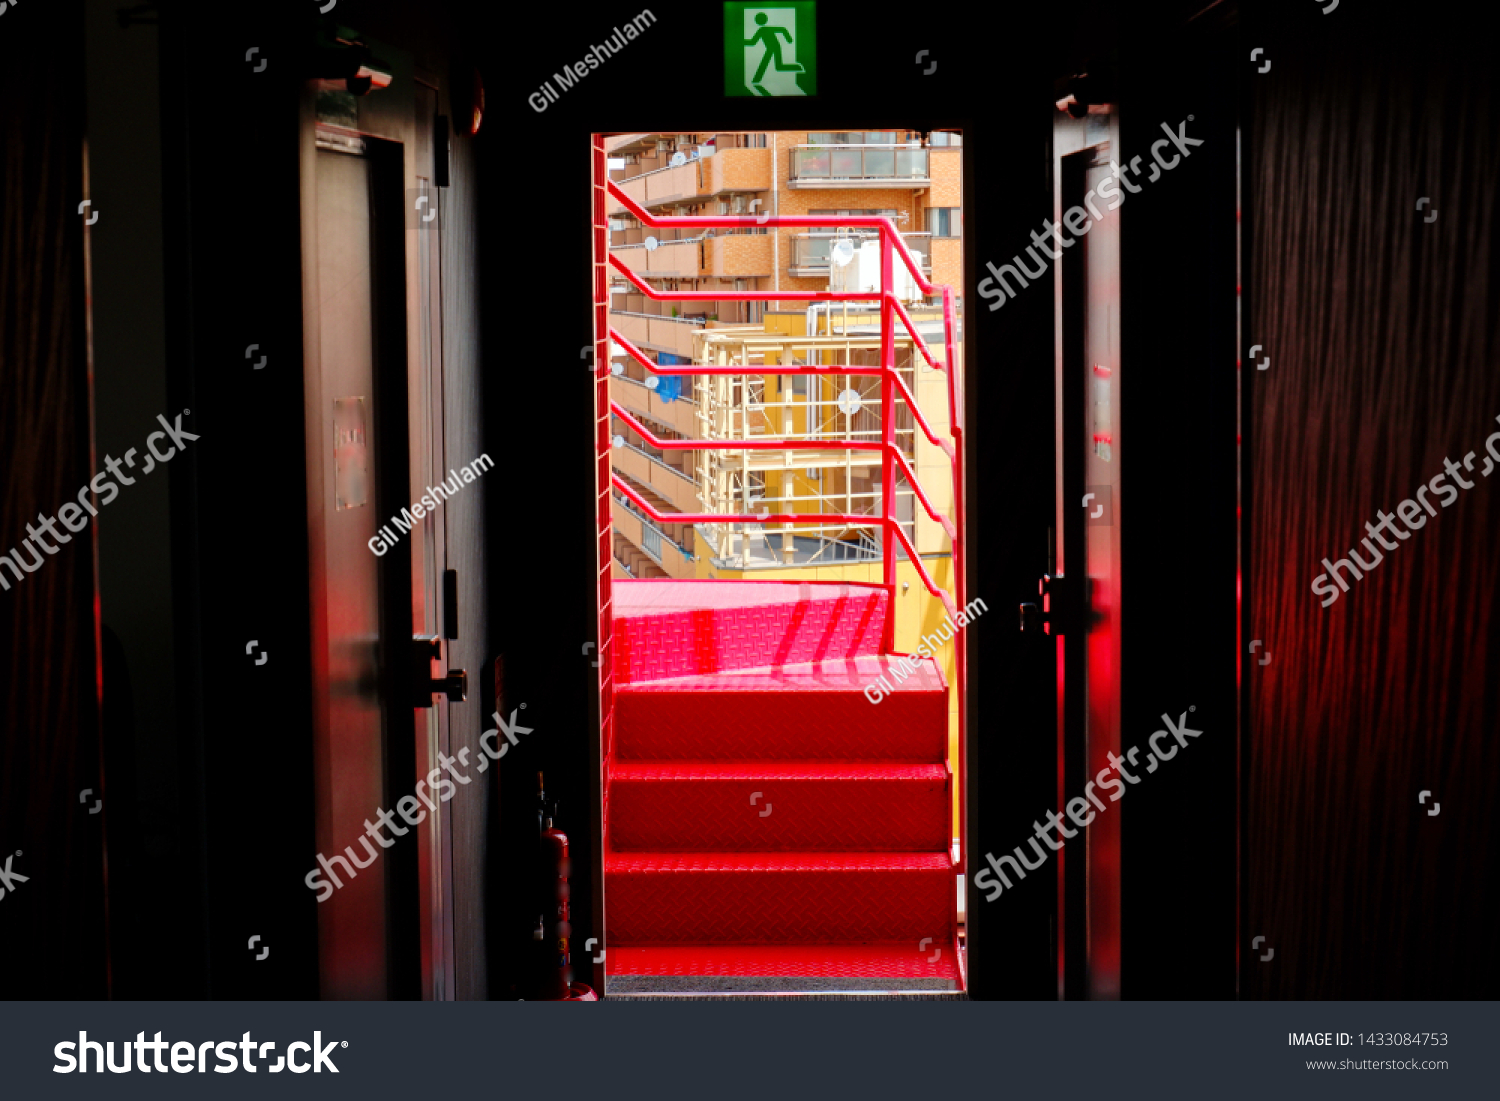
[{"left": 724, "top": 2, "right": 817, "bottom": 97}]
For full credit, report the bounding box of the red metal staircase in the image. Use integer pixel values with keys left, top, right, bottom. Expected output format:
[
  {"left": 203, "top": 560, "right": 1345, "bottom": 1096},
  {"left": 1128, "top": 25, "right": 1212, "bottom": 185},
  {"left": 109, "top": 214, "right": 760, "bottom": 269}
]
[
  {"left": 603, "top": 581, "right": 958, "bottom": 992},
  {"left": 590, "top": 138, "right": 967, "bottom": 994}
]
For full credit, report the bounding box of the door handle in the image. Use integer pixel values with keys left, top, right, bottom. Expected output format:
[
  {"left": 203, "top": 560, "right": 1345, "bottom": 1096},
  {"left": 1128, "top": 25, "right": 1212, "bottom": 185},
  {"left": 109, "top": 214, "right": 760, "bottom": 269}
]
[
  {"left": 431, "top": 669, "right": 467, "bottom": 702},
  {"left": 1020, "top": 574, "right": 1076, "bottom": 635},
  {"left": 413, "top": 635, "right": 467, "bottom": 705}
]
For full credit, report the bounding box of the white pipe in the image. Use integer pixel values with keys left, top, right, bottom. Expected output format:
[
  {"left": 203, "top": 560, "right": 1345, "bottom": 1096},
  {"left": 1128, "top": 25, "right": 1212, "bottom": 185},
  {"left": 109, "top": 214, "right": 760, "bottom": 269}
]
[{"left": 771, "top": 133, "right": 780, "bottom": 295}]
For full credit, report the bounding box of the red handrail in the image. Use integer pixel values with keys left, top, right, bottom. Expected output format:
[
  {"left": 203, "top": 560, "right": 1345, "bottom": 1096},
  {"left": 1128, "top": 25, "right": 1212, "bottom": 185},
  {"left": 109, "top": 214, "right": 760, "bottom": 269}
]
[
  {"left": 609, "top": 181, "right": 937, "bottom": 296},
  {"left": 611, "top": 475, "right": 953, "bottom": 619},
  {"left": 602, "top": 174, "right": 969, "bottom": 907},
  {"left": 609, "top": 403, "right": 954, "bottom": 537},
  {"left": 607, "top": 328, "right": 951, "bottom": 452}
]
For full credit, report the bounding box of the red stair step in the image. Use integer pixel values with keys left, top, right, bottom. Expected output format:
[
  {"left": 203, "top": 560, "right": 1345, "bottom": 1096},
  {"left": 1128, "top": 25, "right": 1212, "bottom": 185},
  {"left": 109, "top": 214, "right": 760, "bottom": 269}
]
[
  {"left": 614, "top": 655, "right": 946, "bottom": 761},
  {"left": 604, "top": 852, "right": 954, "bottom": 945},
  {"left": 606, "top": 944, "right": 961, "bottom": 993},
  {"left": 611, "top": 579, "right": 887, "bottom": 684},
  {"left": 608, "top": 761, "right": 949, "bottom": 852}
]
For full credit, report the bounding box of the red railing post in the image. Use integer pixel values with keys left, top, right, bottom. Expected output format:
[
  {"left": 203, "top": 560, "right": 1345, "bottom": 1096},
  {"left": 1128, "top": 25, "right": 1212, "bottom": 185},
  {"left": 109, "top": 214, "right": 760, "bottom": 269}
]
[
  {"left": 879, "top": 231, "right": 897, "bottom": 652},
  {"left": 589, "top": 136, "right": 613, "bottom": 994}
]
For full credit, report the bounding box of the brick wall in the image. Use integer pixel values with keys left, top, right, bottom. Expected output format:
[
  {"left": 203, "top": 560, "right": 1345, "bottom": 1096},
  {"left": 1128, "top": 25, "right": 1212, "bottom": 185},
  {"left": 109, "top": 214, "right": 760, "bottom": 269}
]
[{"left": 709, "top": 146, "right": 772, "bottom": 194}]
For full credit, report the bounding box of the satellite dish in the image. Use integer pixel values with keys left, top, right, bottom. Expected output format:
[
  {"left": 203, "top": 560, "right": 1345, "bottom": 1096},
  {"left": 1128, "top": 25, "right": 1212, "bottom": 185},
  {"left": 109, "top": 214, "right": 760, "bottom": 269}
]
[
  {"left": 646, "top": 376, "right": 660, "bottom": 389},
  {"left": 831, "top": 238, "right": 856, "bottom": 267},
  {"left": 644, "top": 236, "right": 659, "bottom": 251},
  {"left": 611, "top": 362, "right": 624, "bottom": 376},
  {"left": 611, "top": 434, "right": 626, "bottom": 449},
  {"left": 670, "top": 151, "right": 687, "bottom": 167},
  {"left": 837, "top": 389, "right": 862, "bottom": 416}
]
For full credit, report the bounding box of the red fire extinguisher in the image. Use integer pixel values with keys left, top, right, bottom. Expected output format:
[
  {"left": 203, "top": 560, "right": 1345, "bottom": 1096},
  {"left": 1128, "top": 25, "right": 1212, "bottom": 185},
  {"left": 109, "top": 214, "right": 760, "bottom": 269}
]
[{"left": 538, "top": 805, "right": 572, "bottom": 1001}]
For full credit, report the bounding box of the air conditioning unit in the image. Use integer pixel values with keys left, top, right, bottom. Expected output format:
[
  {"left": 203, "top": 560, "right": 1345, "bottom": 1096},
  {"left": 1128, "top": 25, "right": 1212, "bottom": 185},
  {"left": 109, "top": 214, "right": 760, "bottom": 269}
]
[{"left": 829, "top": 240, "right": 922, "bottom": 303}]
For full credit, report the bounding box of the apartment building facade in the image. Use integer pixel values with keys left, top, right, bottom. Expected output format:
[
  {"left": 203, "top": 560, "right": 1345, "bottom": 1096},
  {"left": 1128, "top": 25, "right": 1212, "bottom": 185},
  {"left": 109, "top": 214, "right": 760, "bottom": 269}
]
[{"left": 604, "top": 129, "right": 963, "bottom": 581}]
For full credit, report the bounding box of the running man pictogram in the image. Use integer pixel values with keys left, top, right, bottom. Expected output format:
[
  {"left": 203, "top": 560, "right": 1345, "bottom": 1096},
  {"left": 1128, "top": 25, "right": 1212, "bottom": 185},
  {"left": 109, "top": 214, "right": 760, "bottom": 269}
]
[{"left": 746, "top": 12, "right": 803, "bottom": 87}]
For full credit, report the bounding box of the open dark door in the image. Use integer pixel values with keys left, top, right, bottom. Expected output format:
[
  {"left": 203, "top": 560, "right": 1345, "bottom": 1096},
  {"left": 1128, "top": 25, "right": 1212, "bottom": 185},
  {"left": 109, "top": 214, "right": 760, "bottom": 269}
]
[
  {"left": 301, "top": 128, "right": 420, "bottom": 1000},
  {"left": 1058, "top": 127, "right": 1124, "bottom": 1001}
]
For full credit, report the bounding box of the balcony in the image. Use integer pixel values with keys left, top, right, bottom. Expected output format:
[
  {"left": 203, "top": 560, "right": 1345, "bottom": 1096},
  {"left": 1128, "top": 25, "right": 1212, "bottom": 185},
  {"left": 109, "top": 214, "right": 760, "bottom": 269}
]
[
  {"left": 787, "top": 145, "right": 930, "bottom": 189},
  {"left": 705, "top": 146, "right": 773, "bottom": 197},
  {"left": 612, "top": 496, "right": 697, "bottom": 579},
  {"left": 788, "top": 232, "right": 932, "bottom": 277},
  {"left": 611, "top": 238, "right": 704, "bottom": 280},
  {"left": 610, "top": 373, "right": 701, "bottom": 438},
  {"left": 605, "top": 133, "right": 655, "bottom": 155},
  {"left": 610, "top": 437, "right": 700, "bottom": 515},
  {"left": 608, "top": 161, "right": 703, "bottom": 214},
  {"left": 609, "top": 310, "right": 706, "bottom": 360}
]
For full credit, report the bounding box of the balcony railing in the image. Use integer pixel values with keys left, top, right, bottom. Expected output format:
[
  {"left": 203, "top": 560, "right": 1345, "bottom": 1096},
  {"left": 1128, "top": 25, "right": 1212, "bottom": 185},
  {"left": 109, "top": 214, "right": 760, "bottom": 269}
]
[
  {"left": 612, "top": 435, "right": 696, "bottom": 485},
  {"left": 791, "top": 231, "right": 932, "bottom": 275},
  {"left": 611, "top": 237, "right": 704, "bottom": 279},
  {"left": 608, "top": 310, "right": 707, "bottom": 359},
  {"left": 788, "top": 145, "right": 930, "bottom": 186},
  {"left": 615, "top": 493, "right": 694, "bottom": 565},
  {"left": 610, "top": 372, "right": 700, "bottom": 438}
]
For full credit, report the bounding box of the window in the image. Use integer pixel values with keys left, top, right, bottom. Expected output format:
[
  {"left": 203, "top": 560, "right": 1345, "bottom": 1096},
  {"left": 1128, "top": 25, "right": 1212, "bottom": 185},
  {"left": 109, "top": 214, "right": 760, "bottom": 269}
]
[
  {"left": 786, "top": 372, "right": 816, "bottom": 397},
  {"left": 929, "top": 131, "right": 963, "bottom": 147},
  {"left": 808, "top": 131, "right": 903, "bottom": 145},
  {"left": 927, "top": 207, "right": 961, "bottom": 237}
]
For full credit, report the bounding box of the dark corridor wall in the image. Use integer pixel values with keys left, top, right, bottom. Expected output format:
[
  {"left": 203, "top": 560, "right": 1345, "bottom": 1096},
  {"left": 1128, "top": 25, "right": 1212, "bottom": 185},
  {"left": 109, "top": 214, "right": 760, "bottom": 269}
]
[
  {"left": 1247, "top": 5, "right": 1500, "bottom": 997},
  {"left": 0, "top": 0, "right": 108, "bottom": 998}
]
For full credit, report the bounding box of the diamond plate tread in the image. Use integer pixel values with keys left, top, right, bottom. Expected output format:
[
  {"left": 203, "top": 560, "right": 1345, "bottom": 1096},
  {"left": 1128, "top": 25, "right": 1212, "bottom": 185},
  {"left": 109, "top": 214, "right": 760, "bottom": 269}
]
[
  {"left": 604, "top": 852, "right": 955, "bottom": 945},
  {"left": 612, "top": 580, "right": 888, "bottom": 684},
  {"left": 607, "top": 944, "right": 960, "bottom": 985},
  {"left": 614, "top": 578, "right": 886, "bottom": 615},
  {"left": 615, "top": 656, "right": 947, "bottom": 761},
  {"left": 608, "top": 762, "right": 950, "bottom": 851}
]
